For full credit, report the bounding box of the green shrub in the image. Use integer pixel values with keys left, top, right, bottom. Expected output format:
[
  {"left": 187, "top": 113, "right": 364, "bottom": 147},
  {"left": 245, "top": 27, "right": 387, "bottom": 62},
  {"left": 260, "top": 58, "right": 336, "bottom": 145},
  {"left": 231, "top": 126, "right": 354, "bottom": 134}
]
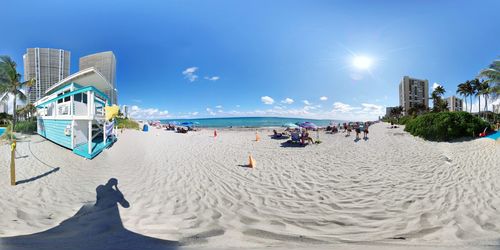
[
  {"left": 404, "top": 111, "right": 490, "bottom": 141},
  {"left": 14, "top": 120, "right": 37, "bottom": 134},
  {"left": 116, "top": 118, "right": 140, "bottom": 130},
  {"left": 398, "top": 116, "right": 414, "bottom": 125}
]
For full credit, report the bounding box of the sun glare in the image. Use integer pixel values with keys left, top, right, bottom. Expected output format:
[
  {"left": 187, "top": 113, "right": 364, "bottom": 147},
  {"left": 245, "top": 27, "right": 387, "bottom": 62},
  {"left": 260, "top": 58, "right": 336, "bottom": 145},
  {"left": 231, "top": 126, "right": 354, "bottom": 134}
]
[{"left": 352, "top": 56, "right": 373, "bottom": 70}]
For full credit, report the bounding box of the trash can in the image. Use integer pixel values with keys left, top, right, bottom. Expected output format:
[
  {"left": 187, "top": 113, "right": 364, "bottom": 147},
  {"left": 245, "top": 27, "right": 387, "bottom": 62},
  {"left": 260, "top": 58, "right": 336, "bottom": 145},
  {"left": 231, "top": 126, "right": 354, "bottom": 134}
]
[{"left": 143, "top": 124, "right": 149, "bottom": 132}]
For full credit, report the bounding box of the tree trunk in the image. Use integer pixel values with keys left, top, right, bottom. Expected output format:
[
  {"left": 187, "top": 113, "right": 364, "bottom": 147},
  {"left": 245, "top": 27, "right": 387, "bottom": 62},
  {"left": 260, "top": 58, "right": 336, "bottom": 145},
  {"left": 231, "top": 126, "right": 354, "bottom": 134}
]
[
  {"left": 12, "top": 94, "right": 16, "bottom": 132},
  {"left": 484, "top": 95, "right": 488, "bottom": 112},
  {"left": 464, "top": 95, "right": 467, "bottom": 112},
  {"left": 478, "top": 95, "right": 481, "bottom": 117},
  {"left": 470, "top": 96, "right": 473, "bottom": 113}
]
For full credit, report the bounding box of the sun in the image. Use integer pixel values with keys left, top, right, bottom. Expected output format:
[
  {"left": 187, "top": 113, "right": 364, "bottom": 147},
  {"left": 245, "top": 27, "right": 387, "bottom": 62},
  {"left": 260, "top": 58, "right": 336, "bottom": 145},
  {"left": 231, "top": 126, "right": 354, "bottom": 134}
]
[{"left": 352, "top": 56, "right": 373, "bottom": 70}]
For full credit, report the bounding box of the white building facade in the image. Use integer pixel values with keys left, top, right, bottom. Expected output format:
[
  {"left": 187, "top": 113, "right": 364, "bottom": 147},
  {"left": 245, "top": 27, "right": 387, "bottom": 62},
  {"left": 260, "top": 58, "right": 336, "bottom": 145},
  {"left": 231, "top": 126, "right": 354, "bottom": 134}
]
[
  {"left": 23, "top": 48, "right": 71, "bottom": 104},
  {"left": 445, "top": 96, "right": 464, "bottom": 111},
  {"left": 79, "top": 51, "right": 117, "bottom": 105},
  {"left": 399, "top": 76, "right": 429, "bottom": 114}
]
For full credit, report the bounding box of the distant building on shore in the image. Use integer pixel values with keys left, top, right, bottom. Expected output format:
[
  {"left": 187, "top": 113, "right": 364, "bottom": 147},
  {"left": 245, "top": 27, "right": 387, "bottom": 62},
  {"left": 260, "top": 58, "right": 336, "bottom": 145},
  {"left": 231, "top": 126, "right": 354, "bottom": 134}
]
[
  {"left": 385, "top": 106, "right": 396, "bottom": 117},
  {"left": 399, "top": 76, "right": 429, "bottom": 114},
  {"left": 493, "top": 104, "right": 500, "bottom": 114},
  {"left": 445, "top": 96, "right": 463, "bottom": 111},
  {"left": 79, "top": 51, "right": 117, "bottom": 105},
  {"left": 122, "top": 105, "right": 129, "bottom": 118},
  {"left": 23, "top": 48, "right": 71, "bottom": 104}
]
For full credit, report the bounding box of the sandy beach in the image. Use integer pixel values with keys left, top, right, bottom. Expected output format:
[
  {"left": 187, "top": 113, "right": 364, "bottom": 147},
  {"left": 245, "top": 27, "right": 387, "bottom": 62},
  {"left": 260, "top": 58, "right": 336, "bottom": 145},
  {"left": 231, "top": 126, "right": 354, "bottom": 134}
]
[{"left": 1, "top": 122, "right": 499, "bottom": 250}]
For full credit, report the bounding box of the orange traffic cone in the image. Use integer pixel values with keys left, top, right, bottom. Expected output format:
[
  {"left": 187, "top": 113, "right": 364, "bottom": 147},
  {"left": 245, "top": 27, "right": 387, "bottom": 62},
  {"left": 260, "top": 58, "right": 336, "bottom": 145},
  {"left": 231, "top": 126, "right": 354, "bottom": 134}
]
[
  {"left": 255, "top": 132, "right": 260, "bottom": 141},
  {"left": 248, "top": 154, "right": 256, "bottom": 168}
]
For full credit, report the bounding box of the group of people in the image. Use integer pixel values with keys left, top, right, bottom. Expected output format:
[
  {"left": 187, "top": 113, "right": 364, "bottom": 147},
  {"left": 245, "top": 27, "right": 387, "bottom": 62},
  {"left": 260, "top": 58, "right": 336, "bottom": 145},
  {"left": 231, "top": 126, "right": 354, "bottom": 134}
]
[
  {"left": 326, "top": 122, "right": 371, "bottom": 140},
  {"left": 273, "top": 128, "right": 315, "bottom": 145}
]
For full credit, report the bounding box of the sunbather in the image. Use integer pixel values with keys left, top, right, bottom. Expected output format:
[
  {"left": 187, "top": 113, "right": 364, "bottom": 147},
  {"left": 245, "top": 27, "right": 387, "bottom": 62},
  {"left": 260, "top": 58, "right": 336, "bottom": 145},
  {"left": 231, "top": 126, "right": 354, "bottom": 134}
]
[{"left": 301, "top": 130, "right": 314, "bottom": 144}]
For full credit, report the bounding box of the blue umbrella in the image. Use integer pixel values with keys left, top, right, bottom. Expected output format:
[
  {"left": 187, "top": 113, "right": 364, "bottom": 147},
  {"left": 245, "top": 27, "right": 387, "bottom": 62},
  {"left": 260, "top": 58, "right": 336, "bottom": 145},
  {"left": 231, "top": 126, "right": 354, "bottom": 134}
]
[
  {"left": 181, "top": 121, "right": 194, "bottom": 127},
  {"left": 283, "top": 123, "right": 299, "bottom": 128}
]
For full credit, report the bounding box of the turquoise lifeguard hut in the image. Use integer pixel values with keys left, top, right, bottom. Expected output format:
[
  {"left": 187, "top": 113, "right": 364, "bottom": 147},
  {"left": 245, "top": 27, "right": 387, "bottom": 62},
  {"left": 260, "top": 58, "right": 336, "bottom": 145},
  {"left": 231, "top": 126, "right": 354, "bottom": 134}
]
[{"left": 34, "top": 67, "right": 116, "bottom": 159}]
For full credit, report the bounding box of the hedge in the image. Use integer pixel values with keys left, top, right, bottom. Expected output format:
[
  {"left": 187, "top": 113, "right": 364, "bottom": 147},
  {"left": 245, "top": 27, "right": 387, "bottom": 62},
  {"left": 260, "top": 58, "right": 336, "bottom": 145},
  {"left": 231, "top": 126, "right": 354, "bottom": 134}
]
[{"left": 404, "top": 111, "right": 490, "bottom": 141}]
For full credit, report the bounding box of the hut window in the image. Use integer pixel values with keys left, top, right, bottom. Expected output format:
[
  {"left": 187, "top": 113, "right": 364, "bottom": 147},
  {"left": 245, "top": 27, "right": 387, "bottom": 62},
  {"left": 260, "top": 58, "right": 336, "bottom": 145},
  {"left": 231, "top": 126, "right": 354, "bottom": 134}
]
[{"left": 74, "top": 93, "right": 82, "bottom": 102}]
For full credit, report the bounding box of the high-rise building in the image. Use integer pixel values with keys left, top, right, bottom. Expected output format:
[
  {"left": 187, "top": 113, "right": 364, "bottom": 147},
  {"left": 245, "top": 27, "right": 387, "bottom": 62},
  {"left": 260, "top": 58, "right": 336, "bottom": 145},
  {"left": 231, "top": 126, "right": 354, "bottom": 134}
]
[
  {"left": 79, "top": 51, "right": 117, "bottom": 104},
  {"left": 445, "top": 96, "right": 463, "bottom": 111},
  {"left": 23, "top": 48, "right": 71, "bottom": 104},
  {"left": 399, "top": 76, "right": 429, "bottom": 114},
  {"left": 122, "top": 105, "right": 129, "bottom": 118},
  {"left": 493, "top": 104, "right": 500, "bottom": 114},
  {"left": 385, "top": 106, "right": 396, "bottom": 118}
]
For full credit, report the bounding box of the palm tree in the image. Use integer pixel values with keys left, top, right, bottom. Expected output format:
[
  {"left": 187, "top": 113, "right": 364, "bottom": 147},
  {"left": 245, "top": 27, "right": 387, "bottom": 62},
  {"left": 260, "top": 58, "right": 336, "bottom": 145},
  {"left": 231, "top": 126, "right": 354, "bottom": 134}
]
[
  {"left": 0, "top": 56, "right": 34, "bottom": 131},
  {"left": 431, "top": 85, "right": 446, "bottom": 112},
  {"left": 463, "top": 80, "right": 475, "bottom": 112},
  {"left": 471, "top": 78, "right": 483, "bottom": 114},
  {"left": 480, "top": 80, "right": 491, "bottom": 112},
  {"left": 478, "top": 59, "right": 499, "bottom": 100},
  {"left": 456, "top": 82, "right": 469, "bottom": 112}
]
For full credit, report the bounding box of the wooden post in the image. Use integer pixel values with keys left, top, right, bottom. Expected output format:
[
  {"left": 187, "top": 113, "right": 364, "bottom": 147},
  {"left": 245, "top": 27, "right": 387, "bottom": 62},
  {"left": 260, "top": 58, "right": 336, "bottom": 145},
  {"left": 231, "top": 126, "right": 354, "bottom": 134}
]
[{"left": 10, "top": 140, "right": 16, "bottom": 186}]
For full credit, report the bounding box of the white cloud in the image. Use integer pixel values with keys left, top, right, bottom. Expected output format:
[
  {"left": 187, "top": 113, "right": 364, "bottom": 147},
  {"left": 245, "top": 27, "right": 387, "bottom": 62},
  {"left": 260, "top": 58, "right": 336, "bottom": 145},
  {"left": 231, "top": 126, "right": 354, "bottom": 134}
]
[
  {"left": 303, "top": 100, "right": 311, "bottom": 105},
  {"left": 236, "top": 105, "right": 241, "bottom": 108},
  {"left": 206, "top": 107, "right": 216, "bottom": 115},
  {"left": 360, "top": 103, "right": 384, "bottom": 114},
  {"left": 182, "top": 67, "right": 198, "bottom": 82},
  {"left": 332, "top": 102, "right": 357, "bottom": 113},
  {"left": 432, "top": 82, "right": 441, "bottom": 90},
  {"left": 204, "top": 76, "right": 220, "bottom": 81},
  {"left": 281, "top": 98, "right": 294, "bottom": 104},
  {"left": 215, "top": 105, "right": 223, "bottom": 109},
  {"left": 128, "top": 105, "right": 170, "bottom": 119},
  {"left": 320, "top": 96, "right": 328, "bottom": 101},
  {"left": 261, "top": 96, "right": 275, "bottom": 105}
]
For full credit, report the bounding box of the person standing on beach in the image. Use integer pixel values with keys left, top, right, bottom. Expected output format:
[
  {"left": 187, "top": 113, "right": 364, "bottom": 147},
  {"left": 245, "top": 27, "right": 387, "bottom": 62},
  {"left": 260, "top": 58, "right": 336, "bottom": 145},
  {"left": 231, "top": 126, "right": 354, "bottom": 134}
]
[{"left": 355, "top": 125, "right": 361, "bottom": 140}]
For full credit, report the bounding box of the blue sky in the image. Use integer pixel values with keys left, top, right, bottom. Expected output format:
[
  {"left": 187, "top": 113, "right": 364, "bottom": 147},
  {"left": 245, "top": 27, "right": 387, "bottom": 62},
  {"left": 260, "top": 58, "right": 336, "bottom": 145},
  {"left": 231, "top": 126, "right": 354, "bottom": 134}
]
[{"left": 1, "top": 0, "right": 499, "bottom": 120}]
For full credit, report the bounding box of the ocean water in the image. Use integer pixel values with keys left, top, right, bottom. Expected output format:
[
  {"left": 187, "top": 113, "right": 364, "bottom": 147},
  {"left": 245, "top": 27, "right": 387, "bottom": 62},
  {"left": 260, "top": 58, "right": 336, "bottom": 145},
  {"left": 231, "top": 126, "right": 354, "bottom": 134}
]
[{"left": 159, "top": 117, "right": 344, "bottom": 128}]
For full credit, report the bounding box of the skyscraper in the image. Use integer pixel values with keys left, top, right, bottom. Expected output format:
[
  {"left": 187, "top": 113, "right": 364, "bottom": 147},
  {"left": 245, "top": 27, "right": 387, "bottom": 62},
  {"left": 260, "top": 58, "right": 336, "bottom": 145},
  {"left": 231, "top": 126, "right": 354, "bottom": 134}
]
[
  {"left": 23, "top": 48, "right": 71, "bottom": 104},
  {"left": 79, "top": 51, "right": 117, "bottom": 104},
  {"left": 399, "top": 76, "right": 429, "bottom": 114},
  {"left": 445, "top": 96, "right": 463, "bottom": 111}
]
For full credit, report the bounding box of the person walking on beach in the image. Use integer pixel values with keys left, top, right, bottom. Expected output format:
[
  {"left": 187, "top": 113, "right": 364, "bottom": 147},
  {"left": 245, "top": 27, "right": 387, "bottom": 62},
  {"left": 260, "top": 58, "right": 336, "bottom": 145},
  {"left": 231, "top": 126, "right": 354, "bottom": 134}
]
[
  {"left": 346, "top": 124, "right": 351, "bottom": 136},
  {"left": 363, "top": 122, "right": 369, "bottom": 139},
  {"left": 355, "top": 124, "right": 361, "bottom": 140}
]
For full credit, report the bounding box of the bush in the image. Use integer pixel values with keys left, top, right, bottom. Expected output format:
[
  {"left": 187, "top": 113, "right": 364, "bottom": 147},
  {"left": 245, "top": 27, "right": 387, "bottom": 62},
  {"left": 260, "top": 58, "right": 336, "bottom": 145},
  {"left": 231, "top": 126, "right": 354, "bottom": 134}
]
[
  {"left": 404, "top": 111, "right": 490, "bottom": 141},
  {"left": 116, "top": 118, "right": 140, "bottom": 130},
  {"left": 398, "top": 116, "right": 414, "bottom": 125},
  {"left": 14, "top": 120, "right": 37, "bottom": 134}
]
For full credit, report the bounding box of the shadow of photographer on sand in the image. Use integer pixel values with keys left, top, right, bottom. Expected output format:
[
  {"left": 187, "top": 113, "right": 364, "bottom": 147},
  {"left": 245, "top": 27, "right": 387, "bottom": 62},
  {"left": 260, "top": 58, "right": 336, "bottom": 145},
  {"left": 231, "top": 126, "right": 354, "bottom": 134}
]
[{"left": 1, "top": 178, "right": 177, "bottom": 250}]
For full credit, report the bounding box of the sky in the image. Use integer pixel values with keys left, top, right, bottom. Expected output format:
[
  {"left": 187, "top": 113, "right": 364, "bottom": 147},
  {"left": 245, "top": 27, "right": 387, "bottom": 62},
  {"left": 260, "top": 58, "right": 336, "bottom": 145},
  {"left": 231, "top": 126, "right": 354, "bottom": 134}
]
[{"left": 1, "top": 0, "right": 499, "bottom": 120}]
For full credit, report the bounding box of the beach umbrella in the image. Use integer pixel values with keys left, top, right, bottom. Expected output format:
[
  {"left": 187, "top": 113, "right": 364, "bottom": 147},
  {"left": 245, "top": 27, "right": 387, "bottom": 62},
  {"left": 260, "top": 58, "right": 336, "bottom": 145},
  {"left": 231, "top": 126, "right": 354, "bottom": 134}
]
[
  {"left": 181, "top": 122, "right": 194, "bottom": 127},
  {"left": 298, "top": 121, "right": 318, "bottom": 130},
  {"left": 282, "top": 123, "right": 298, "bottom": 128}
]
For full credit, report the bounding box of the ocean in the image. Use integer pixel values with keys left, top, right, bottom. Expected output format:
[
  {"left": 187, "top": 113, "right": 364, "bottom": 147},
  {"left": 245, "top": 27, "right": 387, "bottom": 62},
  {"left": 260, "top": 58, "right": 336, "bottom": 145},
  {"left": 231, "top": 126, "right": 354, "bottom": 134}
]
[{"left": 159, "top": 117, "right": 344, "bottom": 128}]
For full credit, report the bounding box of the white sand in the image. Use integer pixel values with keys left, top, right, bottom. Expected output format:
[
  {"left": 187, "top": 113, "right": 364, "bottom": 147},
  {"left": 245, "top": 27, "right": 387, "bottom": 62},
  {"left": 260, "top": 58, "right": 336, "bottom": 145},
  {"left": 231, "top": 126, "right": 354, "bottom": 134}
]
[{"left": 0, "top": 123, "right": 499, "bottom": 250}]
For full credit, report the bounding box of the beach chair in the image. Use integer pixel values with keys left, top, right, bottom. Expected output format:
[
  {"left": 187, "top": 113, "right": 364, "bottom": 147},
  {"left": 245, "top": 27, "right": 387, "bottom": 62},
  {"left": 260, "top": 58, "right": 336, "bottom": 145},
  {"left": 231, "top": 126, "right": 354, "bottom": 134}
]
[{"left": 290, "top": 132, "right": 301, "bottom": 143}]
